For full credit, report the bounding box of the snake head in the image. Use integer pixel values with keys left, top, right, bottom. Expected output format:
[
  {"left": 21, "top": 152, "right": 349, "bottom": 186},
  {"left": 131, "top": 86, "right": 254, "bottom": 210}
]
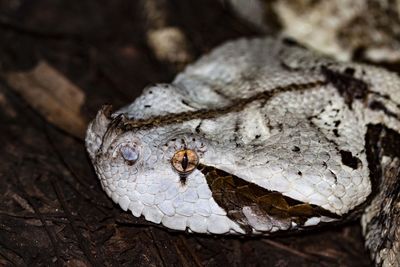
[
  {"left": 85, "top": 38, "right": 378, "bottom": 236},
  {"left": 86, "top": 102, "right": 243, "bottom": 233}
]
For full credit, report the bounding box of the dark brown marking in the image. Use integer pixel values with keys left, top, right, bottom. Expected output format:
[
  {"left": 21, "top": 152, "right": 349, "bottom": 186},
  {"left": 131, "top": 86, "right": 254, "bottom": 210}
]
[
  {"left": 233, "top": 117, "right": 241, "bottom": 147},
  {"left": 364, "top": 124, "right": 400, "bottom": 205},
  {"left": 197, "top": 163, "right": 339, "bottom": 233},
  {"left": 211, "top": 86, "right": 233, "bottom": 100},
  {"left": 340, "top": 150, "right": 361, "bottom": 169},
  {"left": 372, "top": 125, "right": 400, "bottom": 159},
  {"left": 376, "top": 93, "right": 400, "bottom": 109},
  {"left": 292, "top": 146, "right": 300, "bottom": 152},
  {"left": 234, "top": 117, "right": 240, "bottom": 132},
  {"left": 307, "top": 118, "right": 340, "bottom": 148},
  {"left": 321, "top": 66, "right": 368, "bottom": 109},
  {"left": 344, "top": 67, "right": 355, "bottom": 76},
  {"left": 282, "top": 37, "right": 307, "bottom": 49},
  {"left": 362, "top": 124, "right": 400, "bottom": 263},
  {"left": 364, "top": 125, "right": 383, "bottom": 201},
  {"left": 120, "top": 81, "right": 326, "bottom": 130},
  {"left": 195, "top": 121, "right": 202, "bottom": 133},
  {"left": 329, "top": 170, "right": 338, "bottom": 183},
  {"left": 333, "top": 129, "right": 340, "bottom": 137},
  {"left": 369, "top": 100, "right": 399, "bottom": 120},
  {"left": 179, "top": 174, "right": 187, "bottom": 184},
  {"left": 181, "top": 99, "right": 192, "bottom": 107}
]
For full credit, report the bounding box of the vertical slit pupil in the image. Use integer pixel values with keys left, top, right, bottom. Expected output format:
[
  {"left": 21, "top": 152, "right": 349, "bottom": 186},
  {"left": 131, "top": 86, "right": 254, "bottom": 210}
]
[{"left": 181, "top": 151, "right": 189, "bottom": 171}]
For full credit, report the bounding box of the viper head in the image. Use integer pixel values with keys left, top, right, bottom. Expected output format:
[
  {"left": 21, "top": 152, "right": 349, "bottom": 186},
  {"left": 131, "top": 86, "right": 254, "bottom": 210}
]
[
  {"left": 86, "top": 73, "right": 371, "bottom": 235},
  {"left": 86, "top": 100, "right": 247, "bottom": 233}
]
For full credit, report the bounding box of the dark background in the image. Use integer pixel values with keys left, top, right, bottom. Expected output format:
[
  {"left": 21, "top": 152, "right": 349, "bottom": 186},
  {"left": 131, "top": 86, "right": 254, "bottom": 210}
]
[{"left": 0, "top": 1, "right": 376, "bottom": 266}]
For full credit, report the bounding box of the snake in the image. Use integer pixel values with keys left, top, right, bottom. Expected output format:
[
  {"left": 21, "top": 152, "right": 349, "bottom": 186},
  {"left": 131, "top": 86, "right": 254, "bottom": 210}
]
[{"left": 85, "top": 37, "right": 400, "bottom": 266}]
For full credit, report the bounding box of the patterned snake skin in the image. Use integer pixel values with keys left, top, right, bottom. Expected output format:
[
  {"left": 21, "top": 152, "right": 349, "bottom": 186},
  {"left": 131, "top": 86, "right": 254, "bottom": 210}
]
[{"left": 86, "top": 38, "right": 400, "bottom": 266}]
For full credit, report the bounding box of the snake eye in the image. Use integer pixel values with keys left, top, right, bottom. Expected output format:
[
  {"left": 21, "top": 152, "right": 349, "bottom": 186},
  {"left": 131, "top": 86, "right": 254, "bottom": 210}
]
[
  {"left": 120, "top": 144, "right": 139, "bottom": 164},
  {"left": 171, "top": 149, "right": 199, "bottom": 175}
]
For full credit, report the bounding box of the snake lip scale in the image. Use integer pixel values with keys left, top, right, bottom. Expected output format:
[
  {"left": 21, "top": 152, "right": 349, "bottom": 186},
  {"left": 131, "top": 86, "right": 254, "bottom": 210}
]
[{"left": 86, "top": 38, "right": 400, "bottom": 266}]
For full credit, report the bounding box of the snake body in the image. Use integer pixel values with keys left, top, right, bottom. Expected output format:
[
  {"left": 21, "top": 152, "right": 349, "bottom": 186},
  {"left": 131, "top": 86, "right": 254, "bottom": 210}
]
[{"left": 86, "top": 38, "right": 400, "bottom": 266}]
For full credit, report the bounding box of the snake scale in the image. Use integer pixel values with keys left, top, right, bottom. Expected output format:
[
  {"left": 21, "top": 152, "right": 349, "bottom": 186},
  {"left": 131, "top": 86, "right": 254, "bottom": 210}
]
[{"left": 86, "top": 38, "right": 400, "bottom": 266}]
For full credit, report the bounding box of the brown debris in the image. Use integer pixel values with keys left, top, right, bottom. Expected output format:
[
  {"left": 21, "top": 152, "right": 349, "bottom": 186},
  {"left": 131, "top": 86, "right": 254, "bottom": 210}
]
[
  {"left": 143, "top": 0, "right": 193, "bottom": 68},
  {"left": 4, "top": 61, "right": 87, "bottom": 139}
]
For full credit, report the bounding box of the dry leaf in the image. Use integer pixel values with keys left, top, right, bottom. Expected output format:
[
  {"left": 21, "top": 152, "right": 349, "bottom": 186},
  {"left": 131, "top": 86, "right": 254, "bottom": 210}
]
[{"left": 4, "top": 61, "right": 87, "bottom": 139}]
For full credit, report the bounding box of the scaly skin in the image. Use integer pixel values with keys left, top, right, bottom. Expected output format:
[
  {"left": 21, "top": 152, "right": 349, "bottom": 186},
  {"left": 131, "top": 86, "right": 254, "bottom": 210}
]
[{"left": 86, "top": 38, "right": 400, "bottom": 266}]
